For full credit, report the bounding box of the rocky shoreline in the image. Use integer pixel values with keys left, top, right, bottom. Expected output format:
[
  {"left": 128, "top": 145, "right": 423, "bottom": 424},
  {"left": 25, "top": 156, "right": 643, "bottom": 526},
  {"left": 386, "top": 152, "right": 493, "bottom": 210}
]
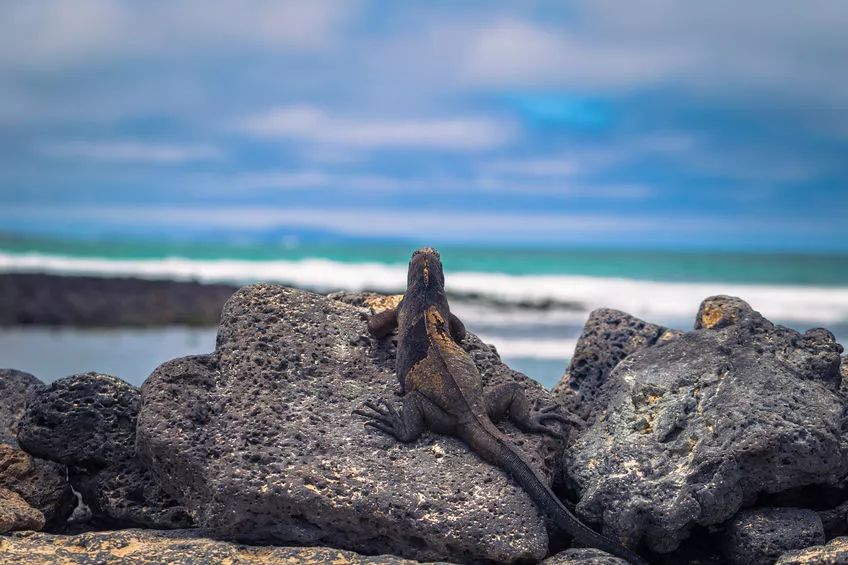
[
  {"left": 0, "top": 273, "right": 585, "bottom": 329},
  {"left": 2, "top": 285, "right": 847, "bottom": 563}
]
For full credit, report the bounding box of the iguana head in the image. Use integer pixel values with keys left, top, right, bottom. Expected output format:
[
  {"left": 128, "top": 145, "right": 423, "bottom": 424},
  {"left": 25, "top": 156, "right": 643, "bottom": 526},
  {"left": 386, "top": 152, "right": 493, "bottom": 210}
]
[{"left": 407, "top": 247, "right": 445, "bottom": 292}]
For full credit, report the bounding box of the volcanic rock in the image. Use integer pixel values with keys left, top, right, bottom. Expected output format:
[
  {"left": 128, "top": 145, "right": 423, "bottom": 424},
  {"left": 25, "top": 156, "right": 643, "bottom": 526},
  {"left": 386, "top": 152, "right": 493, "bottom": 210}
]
[
  {"left": 0, "top": 369, "right": 72, "bottom": 531},
  {"left": 553, "top": 309, "right": 680, "bottom": 424},
  {"left": 17, "top": 373, "right": 191, "bottom": 528},
  {"left": 0, "top": 369, "right": 43, "bottom": 445},
  {"left": 137, "top": 284, "right": 567, "bottom": 563},
  {"left": 565, "top": 296, "right": 847, "bottom": 553},
  {"left": 0, "top": 529, "right": 431, "bottom": 564},
  {"left": 722, "top": 507, "right": 824, "bottom": 565},
  {"left": 775, "top": 536, "right": 848, "bottom": 564},
  {"left": 0, "top": 487, "right": 44, "bottom": 533},
  {"left": 541, "top": 547, "right": 630, "bottom": 564}
]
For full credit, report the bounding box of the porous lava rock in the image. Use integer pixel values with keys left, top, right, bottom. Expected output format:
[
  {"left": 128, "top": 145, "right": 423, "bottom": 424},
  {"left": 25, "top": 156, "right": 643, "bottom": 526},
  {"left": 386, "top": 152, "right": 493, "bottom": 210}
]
[
  {"left": 818, "top": 499, "right": 848, "bottom": 538},
  {"left": 0, "top": 529, "right": 432, "bottom": 564},
  {"left": 553, "top": 309, "right": 680, "bottom": 424},
  {"left": 0, "top": 444, "right": 71, "bottom": 529},
  {"left": 0, "top": 369, "right": 72, "bottom": 531},
  {"left": 0, "top": 487, "right": 44, "bottom": 533},
  {"left": 565, "top": 296, "right": 847, "bottom": 553},
  {"left": 0, "top": 368, "right": 43, "bottom": 445},
  {"left": 541, "top": 547, "right": 630, "bottom": 564},
  {"left": 17, "top": 373, "right": 190, "bottom": 529},
  {"left": 722, "top": 507, "right": 825, "bottom": 565},
  {"left": 775, "top": 536, "right": 848, "bottom": 564},
  {"left": 137, "top": 284, "right": 568, "bottom": 563}
]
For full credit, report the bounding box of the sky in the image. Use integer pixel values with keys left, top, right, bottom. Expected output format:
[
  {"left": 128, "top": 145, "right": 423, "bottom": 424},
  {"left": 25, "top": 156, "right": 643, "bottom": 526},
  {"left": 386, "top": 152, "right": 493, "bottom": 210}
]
[{"left": 1, "top": 0, "right": 847, "bottom": 250}]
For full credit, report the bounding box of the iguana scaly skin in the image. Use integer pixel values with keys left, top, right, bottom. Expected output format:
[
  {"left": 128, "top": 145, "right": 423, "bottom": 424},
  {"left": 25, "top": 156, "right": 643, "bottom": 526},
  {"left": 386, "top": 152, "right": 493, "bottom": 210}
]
[{"left": 355, "top": 248, "right": 647, "bottom": 565}]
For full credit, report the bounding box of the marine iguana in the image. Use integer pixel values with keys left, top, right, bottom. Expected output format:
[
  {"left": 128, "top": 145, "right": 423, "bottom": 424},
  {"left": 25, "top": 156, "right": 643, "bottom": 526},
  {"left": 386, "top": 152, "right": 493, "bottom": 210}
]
[{"left": 355, "top": 247, "right": 647, "bottom": 565}]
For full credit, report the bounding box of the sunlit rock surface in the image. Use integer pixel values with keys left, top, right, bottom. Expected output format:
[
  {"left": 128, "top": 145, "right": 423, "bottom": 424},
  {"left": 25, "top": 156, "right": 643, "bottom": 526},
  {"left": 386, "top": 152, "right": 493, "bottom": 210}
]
[{"left": 137, "top": 285, "right": 567, "bottom": 563}]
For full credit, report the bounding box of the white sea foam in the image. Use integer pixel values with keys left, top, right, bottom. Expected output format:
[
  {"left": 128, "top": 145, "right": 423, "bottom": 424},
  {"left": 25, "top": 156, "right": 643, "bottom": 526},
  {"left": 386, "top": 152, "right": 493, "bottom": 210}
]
[
  {"left": 474, "top": 335, "right": 577, "bottom": 360},
  {"left": 2, "top": 251, "right": 848, "bottom": 325}
]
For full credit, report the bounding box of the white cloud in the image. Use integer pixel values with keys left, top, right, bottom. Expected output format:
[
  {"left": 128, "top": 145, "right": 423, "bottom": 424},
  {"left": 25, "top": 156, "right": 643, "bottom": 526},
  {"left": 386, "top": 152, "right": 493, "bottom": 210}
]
[
  {"left": 236, "top": 105, "right": 515, "bottom": 151},
  {"left": 194, "top": 167, "right": 653, "bottom": 200},
  {"left": 482, "top": 157, "right": 579, "bottom": 177},
  {"left": 40, "top": 140, "right": 223, "bottom": 163},
  {"left": 0, "top": 0, "right": 358, "bottom": 69},
  {"left": 461, "top": 18, "right": 689, "bottom": 89}
]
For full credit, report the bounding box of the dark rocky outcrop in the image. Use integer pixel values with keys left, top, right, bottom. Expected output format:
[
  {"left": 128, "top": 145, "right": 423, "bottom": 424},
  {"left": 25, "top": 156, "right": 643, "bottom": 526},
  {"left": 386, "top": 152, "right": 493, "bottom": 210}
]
[
  {"left": 564, "top": 296, "right": 847, "bottom": 553},
  {"left": 17, "top": 373, "right": 191, "bottom": 529},
  {"left": 0, "top": 529, "right": 431, "bottom": 564},
  {"left": 137, "top": 284, "right": 566, "bottom": 563},
  {"left": 553, "top": 309, "right": 680, "bottom": 425},
  {"left": 0, "top": 369, "right": 43, "bottom": 445},
  {"left": 818, "top": 499, "right": 848, "bottom": 539},
  {"left": 0, "top": 273, "right": 236, "bottom": 327},
  {"left": 722, "top": 507, "right": 824, "bottom": 565},
  {"left": 0, "top": 369, "right": 72, "bottom": 531},
  {"left": 541, "top": 547, "right": 630, "bottom": 564},
  {"left": 775, "top": 536, "right": 848, "bottom": 564}
]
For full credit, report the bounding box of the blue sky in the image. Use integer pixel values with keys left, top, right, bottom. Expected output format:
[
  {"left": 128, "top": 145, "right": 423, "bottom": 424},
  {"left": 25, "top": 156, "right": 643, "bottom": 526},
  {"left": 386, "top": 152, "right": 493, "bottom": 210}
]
[{"left": 1, "top": 0, "right": 847, "bottom": 250}]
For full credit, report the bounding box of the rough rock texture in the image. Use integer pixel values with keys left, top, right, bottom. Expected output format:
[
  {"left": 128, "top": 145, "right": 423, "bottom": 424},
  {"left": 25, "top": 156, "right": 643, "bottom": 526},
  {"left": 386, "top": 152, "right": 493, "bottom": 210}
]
[
  {"left": 565, "top": 296, "right": 847, "bottom": 553},
  {"left": 553, "top": 309, "right": 680, "bottom": 424},
  {"left": 18, "top": 373, "right": 191, "bottom": 529},
  {"left": 819, "top": 499, "right": 848, "bottom": 538},
  {"left": 694, "top": 295, "right": 757, "bottom": 331},
  {"left": 0, "top": 444, "right": 71, "bottom": 529},
  {"left": 0, "top": 368, "right": 43, "bottom": 445},
  {"left": 0, "top": 369, "right": 72, "bottom": 531},
  {"left": 722, "top": 508, "right": 825, "bottom": 565},
  {"left": 137, "top": 284, "right": 568, "bottom": 563},
  {"left": 775, "top": 536, "right": 848, "bottom": 564},
  {"left": 0, "top": 529, "right": 432, "bottom": 564},
  {"left": 0, "top": 273, "right": 236, "bottom": 327},
  {"left": 0, "top": 487, "right": 45, "bottom": 533},
  {"left": 541, "top": 547, "right": 630, "bottom": 564}
]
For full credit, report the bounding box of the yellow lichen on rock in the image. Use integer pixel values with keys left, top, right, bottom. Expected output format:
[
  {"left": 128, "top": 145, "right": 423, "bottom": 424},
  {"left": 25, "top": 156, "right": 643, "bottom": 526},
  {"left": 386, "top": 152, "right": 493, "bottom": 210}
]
[
  {"left": 775, "top": 536, "right": 848, "bottom": 564},
  {"left": 0, "top": 529, "right": 437, "bottom": 564},
  {"left": 363, "top": 294, "right": 403, "bottom": 313}
]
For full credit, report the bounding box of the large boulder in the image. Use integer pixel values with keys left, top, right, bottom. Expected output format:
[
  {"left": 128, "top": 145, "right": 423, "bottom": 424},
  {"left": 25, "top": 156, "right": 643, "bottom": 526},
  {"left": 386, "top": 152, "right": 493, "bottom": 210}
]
[
  {"left": 565, "top": 296, "right": 847, "bottom": 553},
  {"left": 553, "top": 309, "right": 680, "bottom": 424},
  {"left": 722, "top": 507, "right": 824, "bottom": 565},
  {"left": 17, "top": 373, "right": 191, "bottom": 529},
  {"left": 775, "top": 536, "right": 848, "bottom": 564},
  {"left": 137, "top": 284, "right": 568, "bottom": 563},
  {"left": 0, "top": 529, "right": 428, "bottom": 564},
  {"left": 0, "top": 369, "right": 72, "bottom": 531}
]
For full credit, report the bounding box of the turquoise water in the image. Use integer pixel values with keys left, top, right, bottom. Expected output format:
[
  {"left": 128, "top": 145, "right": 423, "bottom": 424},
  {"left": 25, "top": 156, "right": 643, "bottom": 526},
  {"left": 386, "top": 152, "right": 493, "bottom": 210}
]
[
  {"left": 2, "top": 234, "right": 848, "bottom": 286},
  {"left": 2, "top": 234, "right": 847, "bottom": 387}
]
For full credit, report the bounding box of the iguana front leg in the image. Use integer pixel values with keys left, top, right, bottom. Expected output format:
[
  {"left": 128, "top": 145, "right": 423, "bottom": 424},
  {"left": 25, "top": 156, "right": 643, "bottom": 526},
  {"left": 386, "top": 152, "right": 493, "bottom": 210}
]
[
  {"left": 449, "top": 313, "right": 466, "bottom": 342},
  {"left": 354, "top": 391, "right": 456, "bottom": 441},
  {"left": 368, "top": 307, "right": 398, "bottom": 338},
  {"left": 485, "top": 383, "right": 573, "bottom": 439}
]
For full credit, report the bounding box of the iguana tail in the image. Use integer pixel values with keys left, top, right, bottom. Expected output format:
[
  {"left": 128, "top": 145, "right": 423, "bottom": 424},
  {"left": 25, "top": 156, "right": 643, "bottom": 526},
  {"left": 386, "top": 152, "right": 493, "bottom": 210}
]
[{"left": 458, "top": 420, "right": 648, "bottom": 565}]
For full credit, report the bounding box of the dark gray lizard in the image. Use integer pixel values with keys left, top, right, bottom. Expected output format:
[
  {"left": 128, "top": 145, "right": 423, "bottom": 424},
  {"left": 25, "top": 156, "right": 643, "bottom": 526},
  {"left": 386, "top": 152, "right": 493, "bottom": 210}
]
[{"left": 355, "top": 247, "right": 647, "bottom": 565}]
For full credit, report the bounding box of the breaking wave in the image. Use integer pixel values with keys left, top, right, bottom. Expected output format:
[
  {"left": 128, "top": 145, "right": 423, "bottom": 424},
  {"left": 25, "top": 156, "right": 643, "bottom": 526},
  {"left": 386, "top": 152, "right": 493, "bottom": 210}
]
[{"left": 2, "top": 251, "right": 848, "bottom": 326}]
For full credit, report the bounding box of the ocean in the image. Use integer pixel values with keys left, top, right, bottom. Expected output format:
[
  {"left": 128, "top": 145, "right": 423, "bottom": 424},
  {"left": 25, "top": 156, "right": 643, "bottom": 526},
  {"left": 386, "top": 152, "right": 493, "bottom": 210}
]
[{"left": 1, "top": 237, "right": 847, "bottom": 389}]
